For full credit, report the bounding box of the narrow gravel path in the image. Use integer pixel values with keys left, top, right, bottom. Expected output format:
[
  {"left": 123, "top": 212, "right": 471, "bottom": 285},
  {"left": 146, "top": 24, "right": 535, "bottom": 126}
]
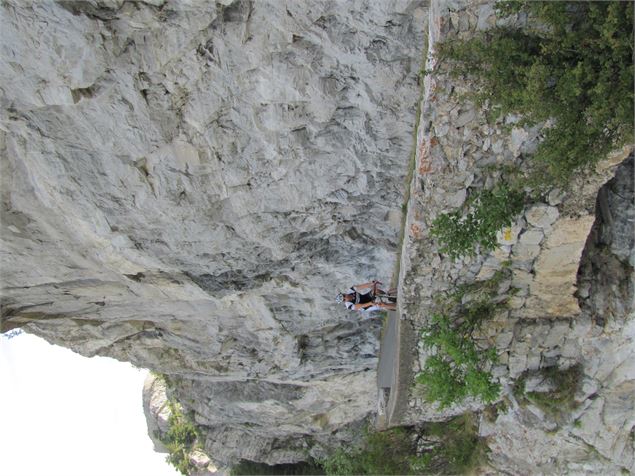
[{"left": 376, "top": 309, "right": 417, "bottom": 428}]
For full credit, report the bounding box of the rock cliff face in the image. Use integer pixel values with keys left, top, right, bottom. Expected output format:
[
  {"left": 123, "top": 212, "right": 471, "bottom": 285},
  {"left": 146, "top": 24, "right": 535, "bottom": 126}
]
[
  {"left": 0, "top": 0, "right": 426, "bottom": 464},
  {"left": 397, "top": 1, "right": 634, "bottom": 473},
  {"left": 3, "top": 0, "right": 633, "bottom": 472}
]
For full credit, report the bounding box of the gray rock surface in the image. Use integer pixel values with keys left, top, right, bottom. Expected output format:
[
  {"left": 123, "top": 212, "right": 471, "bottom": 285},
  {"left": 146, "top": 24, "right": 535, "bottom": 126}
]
[
  {"left": 0, "top": 0, "right": 427, "bottom": 465},
  {"left": 142, "top": 373, "right": 171, "bottom": 453},
  {"left": 2, "top": 0, "right": 633, "bottom": 472},
  {"left": 397, "top": 0, "right": 634, "bottom": 473},
  {"left": 144, "top": 374, "right": 224, "bottom": 475}
]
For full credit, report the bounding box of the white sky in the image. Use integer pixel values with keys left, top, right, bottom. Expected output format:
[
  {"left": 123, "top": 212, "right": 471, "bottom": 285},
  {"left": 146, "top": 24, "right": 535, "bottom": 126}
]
[{"left": 0, "top": 332, "right": 180, "bottom": 476}]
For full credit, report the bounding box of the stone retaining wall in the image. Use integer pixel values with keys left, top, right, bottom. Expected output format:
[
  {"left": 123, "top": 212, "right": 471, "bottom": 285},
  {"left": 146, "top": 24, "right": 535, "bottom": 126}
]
[{"left": 397, "top": 1, "right": 634, "bottom": 472}]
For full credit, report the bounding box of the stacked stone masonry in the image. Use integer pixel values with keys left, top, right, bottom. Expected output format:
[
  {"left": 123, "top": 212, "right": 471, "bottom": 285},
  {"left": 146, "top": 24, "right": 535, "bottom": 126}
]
[{"left": 397, "top": 1, "right": 634, "bottom": 473}]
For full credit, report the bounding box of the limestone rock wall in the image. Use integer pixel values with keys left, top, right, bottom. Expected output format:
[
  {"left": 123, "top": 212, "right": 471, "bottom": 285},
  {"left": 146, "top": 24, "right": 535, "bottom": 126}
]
[
  {"left": 397, "top": 0, "right": 634, "bottom": 473},
  {"left": 0, "top": 0, "right": 427, "bottom": 464},
  {"left": 481, "top": 155, "right": 635, "bottom": 474},
  {"left": 143, "top": 373, "right": 171, "bottom": 454},
  {"left": 144, "top": 374, "right": 222, "bottom": 475}
]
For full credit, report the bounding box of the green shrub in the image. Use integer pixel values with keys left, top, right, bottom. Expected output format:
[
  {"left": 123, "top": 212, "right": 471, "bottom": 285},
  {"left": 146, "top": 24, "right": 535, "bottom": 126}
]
[
  {"left": 416, "top": 273, "right": 507, "bottom": 407},
  {"left": 436, "top": 1, "right": 634, "bottom": 184},
  {"left": 431, "top": 184, "right": 525, "bottom": 260},
  {"left": 159, "top": 399, "right": 202, "bottom": 475},
  {"left": 411, "top": 414, "right": 488, "bottom": 475},
  {"left": 320, "top": 428, "right": 414, "bottom": 475},
  {"left": 321, "top": 421, "right": 489, "bottom": 475},
  {"left": 417, "top": 313, "right": 500, "bottom": 408}
]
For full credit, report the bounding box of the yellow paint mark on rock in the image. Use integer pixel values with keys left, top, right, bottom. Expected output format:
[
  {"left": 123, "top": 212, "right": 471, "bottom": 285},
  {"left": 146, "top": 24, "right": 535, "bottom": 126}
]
[{"left": 503, "top": 227, "right": 512, "bottom": 241}]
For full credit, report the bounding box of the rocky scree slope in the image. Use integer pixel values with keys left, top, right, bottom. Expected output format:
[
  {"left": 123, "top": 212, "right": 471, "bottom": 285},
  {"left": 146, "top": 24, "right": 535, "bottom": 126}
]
[
  {"left": 396, "top": 1, "right": 634, "bottom": 473},
  {"left": 0, "top": 0, "right": 426, "bottom": 465}
]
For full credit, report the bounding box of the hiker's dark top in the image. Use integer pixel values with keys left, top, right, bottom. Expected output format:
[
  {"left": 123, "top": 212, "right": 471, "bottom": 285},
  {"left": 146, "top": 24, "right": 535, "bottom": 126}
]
[{"left": 343, "top": 287, "right": 374, "bottom": 310}]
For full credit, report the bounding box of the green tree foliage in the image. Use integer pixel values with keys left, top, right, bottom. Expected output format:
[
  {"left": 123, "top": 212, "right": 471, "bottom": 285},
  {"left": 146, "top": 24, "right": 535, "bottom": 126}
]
[
  {"left": 411, "top": 414, "right": 487, "bottom": 475},
  {"left": 320, "top": 428, "right": 414, "bottom": 475},
  {"left": 416, "top": 273, "right": 507, "bottom": 408},
  {"left": 436, "top": 1, "right": 634, "bottom": 183},
  {"left": 417, "top": 313, "right": 500, "bottom": 408},
  {"left": 431, "top": 184, "right": 525, "bottom": 260},
  {"left": 320, "top": 421, "right": 488, "bottom": 475},
  {"left": 159, "top": 400, "right": 201, "bottom": 475}
]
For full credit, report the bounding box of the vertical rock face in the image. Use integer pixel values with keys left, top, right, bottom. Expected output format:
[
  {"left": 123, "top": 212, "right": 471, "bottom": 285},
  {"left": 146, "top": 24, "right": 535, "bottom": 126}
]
[
  {"left": 0, "top": 0, "right": 426, "bottom": 464},
  {"left": 142, "top": 374, "right": 170, "bottom": 453}
]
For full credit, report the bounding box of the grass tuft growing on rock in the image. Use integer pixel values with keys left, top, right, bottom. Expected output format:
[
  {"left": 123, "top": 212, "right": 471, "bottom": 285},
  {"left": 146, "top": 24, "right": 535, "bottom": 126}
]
[
  {"left": 513, "top": 364, "right": 583, "bottom": 424},
  {"left": 525, "top": 365, "right": 582, "bottom": 415}
]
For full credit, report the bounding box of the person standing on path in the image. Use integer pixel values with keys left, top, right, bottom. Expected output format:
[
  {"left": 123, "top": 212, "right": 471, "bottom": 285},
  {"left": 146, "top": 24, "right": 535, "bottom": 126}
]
[{"left": 336, "top": 280, "right": 397, "bottom": 312}]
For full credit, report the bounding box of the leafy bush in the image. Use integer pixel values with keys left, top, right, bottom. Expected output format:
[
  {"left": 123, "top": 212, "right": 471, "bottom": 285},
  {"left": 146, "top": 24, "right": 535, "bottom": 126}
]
[
  {"left": 320, "top": 428, "right": 414, "bottom": 475},
  {"left": 320, "top": 421, "right": 489, "bottom": 475},
  {"left": 159, "top": 400, "right": 202, "bottom": 475},
  {"left": 436, "top": 0, "right": 634, "bottom": 184},
  {"left": 411, "top": 414, "right": 488, "bottom": 475},
  {"left": 416, "top": 273, "right": 507, "bottom": 407},
  {"left": 431, "top": 184, "right": 525, "bottom": 260},
  {"left": 417, "top": 313, "right": 500, "bottom": 408}
]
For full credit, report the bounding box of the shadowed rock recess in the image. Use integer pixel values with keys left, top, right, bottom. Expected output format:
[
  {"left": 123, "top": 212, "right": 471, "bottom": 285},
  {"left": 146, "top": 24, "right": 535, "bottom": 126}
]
[{"left": 0, "top": 0, "right": 427, "bottom": 465}]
